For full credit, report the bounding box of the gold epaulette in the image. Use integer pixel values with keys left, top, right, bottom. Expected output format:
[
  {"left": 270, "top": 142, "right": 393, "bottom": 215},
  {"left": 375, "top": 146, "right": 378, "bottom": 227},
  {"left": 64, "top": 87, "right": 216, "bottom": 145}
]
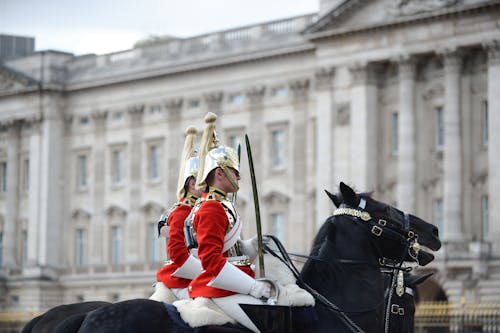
[
  {"left": 206, "top": 187, "right": 228, "bottom": 202},
  {"left": 180, "top": 192, "right": 199, "bottom": 207}
]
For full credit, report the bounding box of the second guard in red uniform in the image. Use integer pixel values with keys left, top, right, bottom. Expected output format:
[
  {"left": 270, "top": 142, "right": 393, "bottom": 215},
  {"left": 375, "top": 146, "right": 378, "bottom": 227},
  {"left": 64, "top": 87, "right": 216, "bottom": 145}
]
[{"left": 149, "top": 126, "right": 203, "bottom": 302}]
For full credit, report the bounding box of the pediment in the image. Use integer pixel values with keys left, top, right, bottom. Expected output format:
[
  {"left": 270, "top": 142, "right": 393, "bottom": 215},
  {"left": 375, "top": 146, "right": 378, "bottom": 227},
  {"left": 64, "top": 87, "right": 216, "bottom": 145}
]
[
  {"left": 304, "top": 0, "right": 476, "bottom": 35},
  {"left": 262, "top": 191, "right": 290, "bottom": 206},
  {"left": 105, "top": 205, "right": 128, "bottom": 218},
  {"left": 71, "top": 208, "right": 92, "bottom": 220},
  {"left": 0, "top": 65, "right": 37, "bottom": 94},
  {"left": 141, "top": 201, "right": 165, "bottom": 215}
]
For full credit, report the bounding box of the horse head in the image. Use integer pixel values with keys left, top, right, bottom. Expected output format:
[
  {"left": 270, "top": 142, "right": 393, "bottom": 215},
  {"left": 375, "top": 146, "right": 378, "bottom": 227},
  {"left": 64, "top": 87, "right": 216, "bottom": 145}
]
[
  {"left": 300, "top": 183, "right": 430, "bottom": 332},
  {"left": 325, "top": 182, "right": 441, "bottom": 253}
]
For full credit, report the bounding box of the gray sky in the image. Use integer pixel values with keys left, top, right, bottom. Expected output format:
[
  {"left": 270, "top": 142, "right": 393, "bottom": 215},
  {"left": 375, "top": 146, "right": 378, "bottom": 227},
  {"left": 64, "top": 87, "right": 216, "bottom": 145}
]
[{"left": 0, "top": 0, "right": 319, "bottom": 55}]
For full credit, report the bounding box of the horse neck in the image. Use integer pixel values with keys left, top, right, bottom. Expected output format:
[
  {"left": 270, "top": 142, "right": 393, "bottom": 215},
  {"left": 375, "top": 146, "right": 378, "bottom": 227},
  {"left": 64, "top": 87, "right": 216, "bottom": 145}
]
[
  {"left": 299, "top": 216, "right": 387, "bottom": 332},
  {"left": 301, "top": 216, "right": 385, "bottom": 306}
]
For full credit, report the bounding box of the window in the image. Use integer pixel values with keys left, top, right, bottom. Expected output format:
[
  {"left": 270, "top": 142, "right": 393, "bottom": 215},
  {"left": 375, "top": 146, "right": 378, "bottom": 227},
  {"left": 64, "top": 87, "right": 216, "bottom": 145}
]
[
  {"left": 271, "top": 213, "right": 285, "bottom": 241},
  {"left": 148, "top": 223, "right": 160, "bottom": 262},
  {"left": 481, "top": 195, "right": 489, "bottom": 241},
  {"left": 111, "top": 226, "right": 122, "bottom": 265},
  {"left": 435, "top": 106, "right": 444, "bottom": 150},
  {"left": 75, "top": 228, "right": 87, "bottom": 266},
  {"left": 77, "top": 155, "right": 88, "bottom": 189},
  {"left": 148, "top": 144, "right": 161, "bottom": 182},
  {"left": 391, "top": 113, "right": 399, "bottom": 155},
  {"left": 228, "top": 135, "right": 241, "bottom": 152},
  {"left": 271, "top": 129, "right": 286, "bottom": 169},
  {"left": 0, "top": 231, "right": 3, "bottom": 267},
  {"left": 271, "top": 87, "right": 287, "bottom": 98},
  {"left": 112, "top": 149, "right": 124, "bottom": 185},
  {"left": 481, "top": 99, "right": 488, "bottom": 146},
  {"left": 79, "top": 116, "right": 89, "bottom": 125},
  {"left": 112, "top": 112, "right": 124, "bottom": 121},
  {"left": 22, "top": 158, "right": 29, "bottom": 191},
  {"left": 0, "top": 161, "right": 6, "bottom": 192},
  {"left": 434, "top": 198, "right": 444, "bottom": 234},
  {"left": 188, "top": 99, "right": 200, "bottom": 109},
  {"left": 150, "top": 105, "right": 161, "bottom": 114},
  {"left": 229, "top": 93, "right": 244, "bottom": 105}
]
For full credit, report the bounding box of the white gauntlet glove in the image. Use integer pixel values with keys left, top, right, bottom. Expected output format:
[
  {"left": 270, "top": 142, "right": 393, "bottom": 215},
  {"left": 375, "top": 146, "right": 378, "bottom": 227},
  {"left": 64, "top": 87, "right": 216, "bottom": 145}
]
[
  {"left": 237, "top": 235, "right": 270, "bottom": 262},
  {"left": 249, "top": 280, "right": 271, "bottom": 299}
]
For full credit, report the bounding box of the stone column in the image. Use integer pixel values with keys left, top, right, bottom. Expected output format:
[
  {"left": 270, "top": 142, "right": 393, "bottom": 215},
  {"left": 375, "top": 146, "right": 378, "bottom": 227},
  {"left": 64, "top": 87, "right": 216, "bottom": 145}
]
[
  {"left": 26, "top": 115, "right": 42, "bottom": 268},
  {"left": 397, "top": 56, "right": 417, "bottom": 213},
  {"left": 38, "top": 96, "right": 65, "bottom": 269},
  {"left": 2, "top": 120, "right": 21, "bottom": 268},
  {"left": 204, "top": 91, "right": 224, "bottom": 115},
  {"left": 349, "top": 63, "right": 379, "bottom": 191},
  {"left": 90, "top": 110, "right": 107, "bottom": 264},
  {"left": 246, "top": 85, "right": 266, "bottom": 178},
  {"left": 486, "top": 41, "right": 500, "bottom": 242},
  {"left": 442, "top": 50, "right": 463, "bottom": 242},
  {"left": 165, "top": 98, "right": 184, "bottom": 205},
  {"left": 289, "top": 78, "right": 310, "bottom": 251},
  {"left": 203, "top": 91, "right": 223, "bottom": 147},
  {"left": 128, "top": 104, "right": 144, "bottom": 262},
  {"left": 314, "top": 67, "right": 335, "bottom": 228},
  {"left": 245, "top": 86, "right": 266, "bottom": 236}
]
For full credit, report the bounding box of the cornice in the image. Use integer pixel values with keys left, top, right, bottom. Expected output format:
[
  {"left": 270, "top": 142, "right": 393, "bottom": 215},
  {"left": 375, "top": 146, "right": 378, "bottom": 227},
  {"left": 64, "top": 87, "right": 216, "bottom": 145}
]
[
  {"left": 306, "top": 2, "right": 500, "bottom": 42},
  {"left": 64, "top": 43, "right": 315, "bottom": 92}
]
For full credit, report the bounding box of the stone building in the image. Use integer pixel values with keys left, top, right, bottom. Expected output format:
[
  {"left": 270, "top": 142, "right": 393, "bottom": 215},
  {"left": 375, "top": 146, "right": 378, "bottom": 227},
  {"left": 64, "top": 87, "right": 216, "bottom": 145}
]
[{"left": 1, "top": 0, "right": 500, "bottom": 316}]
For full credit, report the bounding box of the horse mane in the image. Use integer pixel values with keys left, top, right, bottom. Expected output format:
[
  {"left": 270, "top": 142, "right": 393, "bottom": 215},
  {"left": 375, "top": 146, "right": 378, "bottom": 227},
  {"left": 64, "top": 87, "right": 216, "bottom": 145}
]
[
  {"left": 308, "top": 216, "right": 333, "bottom": 257},
  {"left": 311, "top": 188, "right": 374, "bottom": 256}
]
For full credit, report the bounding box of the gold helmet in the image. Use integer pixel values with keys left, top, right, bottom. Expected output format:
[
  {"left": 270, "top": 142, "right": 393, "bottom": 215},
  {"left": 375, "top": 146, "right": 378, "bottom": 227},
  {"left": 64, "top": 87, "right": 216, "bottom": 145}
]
[
  {"left": 176, "top": 126, "right": 199, "bottom": 198},
  {"left": 196, "top": 112, "right": 239, "bottom": 191}
]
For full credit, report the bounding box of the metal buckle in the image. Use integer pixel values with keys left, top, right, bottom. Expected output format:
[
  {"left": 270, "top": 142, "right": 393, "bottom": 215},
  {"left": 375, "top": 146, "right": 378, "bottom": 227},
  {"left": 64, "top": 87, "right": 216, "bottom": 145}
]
[
  {"left": 378, "top": 219, "right": 387, "bottom": 226},
  {"left": 391, "top": 304, "right": 400, "bottom": 314},
  {"left": 407, "top": 230, "right": 415, "bottom": 239},
  {"left": 371, "top": 225, "right": 383, "bottom": 237},
  {"left": 399, "top": 308, "right": 405, "bottom": 315}
]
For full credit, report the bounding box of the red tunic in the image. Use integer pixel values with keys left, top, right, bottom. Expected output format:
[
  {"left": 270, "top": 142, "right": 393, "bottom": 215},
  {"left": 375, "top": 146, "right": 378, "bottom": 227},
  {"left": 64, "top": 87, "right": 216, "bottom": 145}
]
[
  {"left": 188, "top": 197, "right": 254, "bottom": 298},
  {"left": 156, "top": 199, "right": 193, "bottom": 288}
]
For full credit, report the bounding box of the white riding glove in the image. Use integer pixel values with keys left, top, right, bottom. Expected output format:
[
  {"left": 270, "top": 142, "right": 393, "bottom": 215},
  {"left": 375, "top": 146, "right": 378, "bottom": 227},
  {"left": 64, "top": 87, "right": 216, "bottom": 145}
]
[
  {"left": 237, "top": 235, "right": 270, "bottom": 262},
  {"left": 249, "top": 280, "right": 271, "bottom": 299},
  {"left": 159, "top": 225, "right": 170, "bottom": 238}
]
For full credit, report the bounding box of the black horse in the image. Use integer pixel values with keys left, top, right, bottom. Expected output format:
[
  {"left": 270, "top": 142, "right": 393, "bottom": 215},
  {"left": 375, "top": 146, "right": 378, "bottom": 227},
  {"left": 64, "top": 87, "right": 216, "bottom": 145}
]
[
  {"left": 23, "top": 182, "right": 440, "bottom": 333},
  {"left": 21, "top": 301, "right": 111, "bottom": 333}
]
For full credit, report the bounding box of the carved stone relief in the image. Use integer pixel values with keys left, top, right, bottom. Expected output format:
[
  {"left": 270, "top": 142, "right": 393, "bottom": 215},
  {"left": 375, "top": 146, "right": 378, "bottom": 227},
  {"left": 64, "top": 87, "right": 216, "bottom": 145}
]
[{"left": 387, "top": 0, "right": 459, "bottom": 16}]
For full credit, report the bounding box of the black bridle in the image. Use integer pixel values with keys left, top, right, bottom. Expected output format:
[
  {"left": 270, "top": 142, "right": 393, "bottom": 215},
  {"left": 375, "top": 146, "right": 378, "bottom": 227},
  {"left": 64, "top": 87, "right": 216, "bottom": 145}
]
[{"left": 263, "top": 203, "right": 418, "bottom": 333}]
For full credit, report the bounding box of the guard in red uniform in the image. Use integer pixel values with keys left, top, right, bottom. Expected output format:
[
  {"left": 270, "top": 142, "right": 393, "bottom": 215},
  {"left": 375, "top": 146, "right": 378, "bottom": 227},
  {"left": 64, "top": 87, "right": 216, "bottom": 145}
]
[
  {"left": 185, "top": 112, "right": 272, "bottom": 333},
  {"left": 149, "top": 126, "right": 203, "bottom": 302}
]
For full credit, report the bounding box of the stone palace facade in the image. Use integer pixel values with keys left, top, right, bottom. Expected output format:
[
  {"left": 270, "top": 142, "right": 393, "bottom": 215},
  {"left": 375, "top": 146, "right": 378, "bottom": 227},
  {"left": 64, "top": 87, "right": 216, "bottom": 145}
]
[{"left": 1, "top": 0, "right": 500, "bottom": 314}]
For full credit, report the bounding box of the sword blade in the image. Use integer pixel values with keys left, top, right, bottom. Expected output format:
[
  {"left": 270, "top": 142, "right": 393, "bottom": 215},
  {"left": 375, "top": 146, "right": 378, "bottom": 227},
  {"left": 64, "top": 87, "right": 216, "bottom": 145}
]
[{"left": 244, "top": 134, "right": 265, "bottom": 277}]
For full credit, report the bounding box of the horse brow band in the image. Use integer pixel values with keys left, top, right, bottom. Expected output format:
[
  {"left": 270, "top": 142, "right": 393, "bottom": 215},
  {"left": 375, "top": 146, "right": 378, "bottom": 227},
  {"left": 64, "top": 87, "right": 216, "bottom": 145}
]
[{"left": 333, "top": 208, "right": 371, "bottom": 221}]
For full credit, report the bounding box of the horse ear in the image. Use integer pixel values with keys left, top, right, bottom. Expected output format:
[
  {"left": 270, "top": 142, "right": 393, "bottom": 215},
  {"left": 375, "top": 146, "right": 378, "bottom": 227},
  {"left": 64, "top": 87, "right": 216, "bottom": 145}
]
[
  {"left": 324, "top": 189, "right": 342, "bottom": 208},
  {"left": 339, "top": 182, "right": 359, "bottom": 207}
]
